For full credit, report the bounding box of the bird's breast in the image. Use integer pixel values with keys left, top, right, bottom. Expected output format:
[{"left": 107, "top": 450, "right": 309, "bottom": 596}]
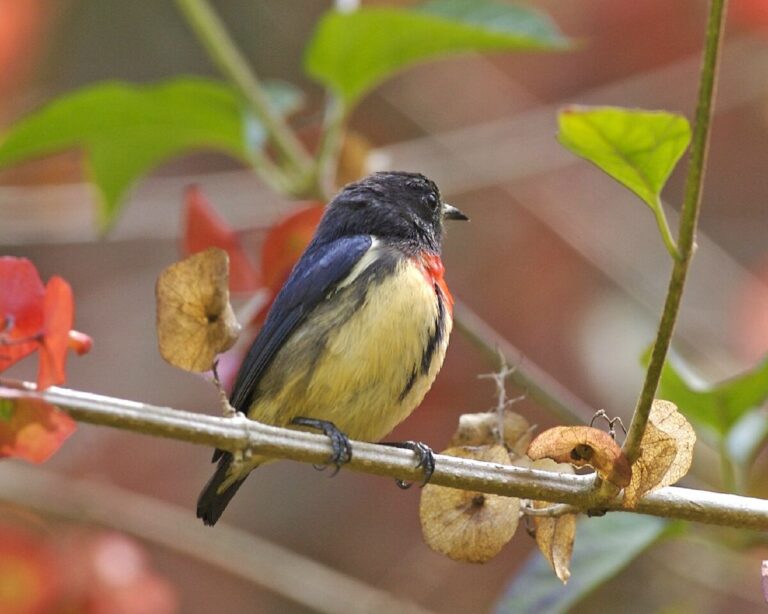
[{"left": 252, "top": 244, "right": 452, "bottom": 442}]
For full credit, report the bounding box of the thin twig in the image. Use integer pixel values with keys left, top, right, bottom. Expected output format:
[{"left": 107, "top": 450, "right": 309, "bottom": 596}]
[
  {"left": 623, "top": 0, "right": 727, "bottom": 463},
  {"left": 173, "top": 0, "right": 314, "bottom": 192},
  {"left": 652, "top": 196, "right": 682, "bottom": 261},
  {"left": 477, "top": 350, "right": 519, "bottom": 446},
  {"left": 521, "top": 502, "right": 578, "bottom": 518},
  {"left": 454, "top": 299, "right": 595, "bottom": 425},
  {"left": 0, "top": 463, "right": 432, "bottom": 614},
  {"left": 2, "top": 379, "right": 767, "bottom": 530}
]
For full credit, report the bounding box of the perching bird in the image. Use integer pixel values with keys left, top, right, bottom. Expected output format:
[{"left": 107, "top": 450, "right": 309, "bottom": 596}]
[{"left": 197, "top": 171, "right": 468, "bottom": 526}]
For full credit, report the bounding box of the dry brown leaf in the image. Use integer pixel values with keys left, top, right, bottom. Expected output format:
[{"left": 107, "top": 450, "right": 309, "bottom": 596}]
[
  {"left": 532, "top": 504, "right": 576, "bottom": 584},
  {"left": 528, "top": 458, "right": 576, "bottom": 584},
  {"left": 156, "top": 248, "right": 240, "bottom": 372},
  {"left": 527, "top": 426, "right": 632, "bottom": 488},
  {"left": 420, "top": 445, "right": 519, "bottom": 563},
  {"left": 510, "top": 457, "right": 576, "bottom": 582},
  {"left": 449, "top": 410, "right": 531, "bottom": 455},
  {"left": 624, "top": 399, "right": 696, "bottom": 508}
]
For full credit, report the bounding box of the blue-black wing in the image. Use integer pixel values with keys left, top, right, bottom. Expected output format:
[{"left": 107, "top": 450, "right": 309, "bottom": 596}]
[
  {"left": 201, "top": 234, "right": 371, "bottom": 525},
  {"left": 229, "top": 234, "right": 373, "bottom": 413}
]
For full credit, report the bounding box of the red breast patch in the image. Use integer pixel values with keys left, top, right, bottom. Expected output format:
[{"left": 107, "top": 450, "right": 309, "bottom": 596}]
[{"left": 418, "top": 253, "right": 453, "bottom": 314}]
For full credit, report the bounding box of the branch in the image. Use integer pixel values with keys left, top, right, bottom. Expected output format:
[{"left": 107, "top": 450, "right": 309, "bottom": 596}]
[
  {"left": 623, "top": 0, "right": 727, "bottom": 463},
  {"left": 313, "top": 95, "right": 348, "bottom": 199},
  {"left": 174, "top": 0, "right": 314, "bottom": 191},
  {"left": 2, "top": 379, "right": 767, "bottom": 531},
  {"left": 0, "top": 464, "right": 431, "bottom": 614}
]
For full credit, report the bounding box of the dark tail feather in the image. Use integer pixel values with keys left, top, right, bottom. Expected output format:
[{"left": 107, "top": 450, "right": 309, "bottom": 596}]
[{"left": 197, "top": 452, "right": 248, "bottom": 526}]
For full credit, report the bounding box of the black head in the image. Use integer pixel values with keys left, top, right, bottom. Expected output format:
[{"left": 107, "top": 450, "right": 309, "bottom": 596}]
[{"left": 314, "top": 171, "right": 468, "bottom": 253}]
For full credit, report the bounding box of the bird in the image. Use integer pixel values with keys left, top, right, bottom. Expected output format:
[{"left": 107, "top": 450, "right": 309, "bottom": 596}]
[{"left": 197, "top": 171, "right": 468, "bottom": 526}]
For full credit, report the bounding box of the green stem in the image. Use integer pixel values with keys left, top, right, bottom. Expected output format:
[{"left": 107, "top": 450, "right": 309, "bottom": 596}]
[
  {"left": 653, "top": 198, "right": 681, "bottom": 261},
  {"left": 719, "top": 438, "right": 736, "bottom": 493},
  {"left": 312, "top": 96, "right": 348, "bottom": 200},
  {"left": 174, "top": 0, "right": 313, "bottom": 189},
  {"left": 623, "top": 0, "right": 727, "bottom": 463}
]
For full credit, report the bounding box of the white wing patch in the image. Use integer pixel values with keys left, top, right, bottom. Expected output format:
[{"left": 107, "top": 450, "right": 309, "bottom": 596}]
[{"left": 334, "top": 236, "right": 382, "bottom": 291}]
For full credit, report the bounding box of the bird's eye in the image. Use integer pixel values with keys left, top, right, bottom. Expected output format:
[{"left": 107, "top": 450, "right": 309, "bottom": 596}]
[{"left": 424, "top": 193, "right": 439, "bottom": 210}]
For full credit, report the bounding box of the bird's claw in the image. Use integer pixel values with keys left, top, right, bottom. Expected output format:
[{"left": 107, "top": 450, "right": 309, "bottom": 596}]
[
  {"left": 382, "top": 440, "right": 435, "bottom": 489},
  {"left": 291, "top": 417, "right": 352, "bottom": 476}
]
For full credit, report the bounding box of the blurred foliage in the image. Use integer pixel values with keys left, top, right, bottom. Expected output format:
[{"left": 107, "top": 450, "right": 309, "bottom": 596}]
[
  {"left": 0, "top": 523, "right": 178, "bottom": 613},
  {"left": 657, "top": 354, "right": 768, "bottom": 438},
  {"left": 0, "top": 78, "right": 301, "bottom": 228},
  {"left": 498, "top": 515, "right": 673, "bottom": 613},
  {"left": 0, "top": 0, "right": 761, "bottom": 611},
  {"left": 305, "top": 0, "right": 569, "bottom": 104}
]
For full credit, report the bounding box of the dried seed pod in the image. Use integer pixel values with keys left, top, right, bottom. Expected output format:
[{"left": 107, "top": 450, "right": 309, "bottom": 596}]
[
  {"left": 527, "top": 426, "right": 632, "bottom": 488},
  {"left": 420, "top": 445, "right": 519, "bottom": 563},
  {"left": 156, "top": 248, "right": 240, "bottom": 372}
]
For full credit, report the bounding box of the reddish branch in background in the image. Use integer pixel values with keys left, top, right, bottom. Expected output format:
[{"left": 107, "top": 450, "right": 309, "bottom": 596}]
[
  {"left": 0, "top": 257, "right": 92, "bottom": 462},
  {"left": 0, "top": 1, "right": 50, "bottom": 109}
]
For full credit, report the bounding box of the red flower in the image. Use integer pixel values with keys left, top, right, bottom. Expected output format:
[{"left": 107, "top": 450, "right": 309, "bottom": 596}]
[
  {"left": 0, "top": 397, "right": 75, "bottom": 464},
  {"left": 253, "top": 203, "right": 325, "bottom": 324},
  {"left": 0, "top": 257, "right": 91, "bottom": 389},
  {"left": 183, "top": 185, "right": 261, "bottom": 293}
]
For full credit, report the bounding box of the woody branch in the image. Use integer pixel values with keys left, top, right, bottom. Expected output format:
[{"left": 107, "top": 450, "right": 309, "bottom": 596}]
[{"left": 2, "top": 379, "right": 767, "bottom": 531}]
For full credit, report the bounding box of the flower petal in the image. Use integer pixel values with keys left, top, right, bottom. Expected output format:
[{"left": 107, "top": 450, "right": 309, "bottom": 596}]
[
  {"left": 0, "top": 397, "right": 76, "bottom": 463},
  {"left": 37, "top": 276, "right": 73, "bottom": 389}
]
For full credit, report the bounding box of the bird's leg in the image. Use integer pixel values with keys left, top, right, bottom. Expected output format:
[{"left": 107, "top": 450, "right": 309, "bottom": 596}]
[
  {"left": 381, "top": 441, "right": 435, "bottom": 489},
  {"left": 291, "top": 417, "right": 352, "bottom": 476}
]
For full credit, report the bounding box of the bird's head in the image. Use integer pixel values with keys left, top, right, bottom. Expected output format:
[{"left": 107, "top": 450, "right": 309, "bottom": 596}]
[{"left": 316, "top": 171, "right": 468, "bottom": 252}]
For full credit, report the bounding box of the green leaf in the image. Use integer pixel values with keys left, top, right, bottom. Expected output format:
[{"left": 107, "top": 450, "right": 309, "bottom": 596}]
[
  {"left": 496, "top": 515, "right": 670, "bottom": 614},
  {"left": 558, "top": 106, "right": 691, "bottom": 257},
  {"left": 656, "top": 353, "right": 768, "bottom": 437},
  {"left": 305, "top": 0, "right": 569, "bottom": 105},
  {"left": 0, "top": 77, "right": 302, "bottom": 229},
  {"left": 558, "top": 106, "right": 691, "bottom": 208},
  {"left": 725, "top": 407, "right": 768, "bottom": 468}
]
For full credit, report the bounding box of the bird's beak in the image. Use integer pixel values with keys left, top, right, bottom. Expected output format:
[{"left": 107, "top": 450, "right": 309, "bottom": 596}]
[{"left": 442, "top": 203, "right": 469, "bottom": 221}]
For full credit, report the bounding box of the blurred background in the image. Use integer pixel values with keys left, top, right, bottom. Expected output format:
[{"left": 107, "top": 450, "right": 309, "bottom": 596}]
[{"left": 1, "top": 0, "right": 768, "bottom": 612}]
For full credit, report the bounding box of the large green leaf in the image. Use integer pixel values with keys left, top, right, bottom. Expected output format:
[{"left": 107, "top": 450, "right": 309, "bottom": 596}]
[
  {"left": 305, "top": 0, "right": 569, "bottom": 105},
  {"left": 656, "top": 353, "right": 768, "bottom": 437},
  {"left": 496, "top": 515, "right": 670, "bottom": 614},
  {"left": 558, "top": 106, "right": 690, "bottom": 256},
  {"left": 558, "top": 106, "right": 690, "bottom": 209},
  {"left": 0, "top": 77, "right": 301, "bottom": 228}
]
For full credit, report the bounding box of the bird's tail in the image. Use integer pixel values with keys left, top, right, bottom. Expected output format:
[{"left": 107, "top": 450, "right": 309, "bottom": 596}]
[{"left": 196, "top": 452, "right": 248, "bottom": 526}]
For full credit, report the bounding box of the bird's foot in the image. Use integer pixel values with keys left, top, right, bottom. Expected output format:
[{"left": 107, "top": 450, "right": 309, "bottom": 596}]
[
  {"left": 381, "top": 440, "right": 435, "bottom": 489},
  {"left": 291, "top": 417, "right": 352, "bottom": 476}
]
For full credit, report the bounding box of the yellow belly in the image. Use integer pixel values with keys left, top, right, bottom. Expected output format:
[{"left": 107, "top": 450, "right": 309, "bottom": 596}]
[{"left": 247, "top": 253, "right": 451, "bottom": 443}]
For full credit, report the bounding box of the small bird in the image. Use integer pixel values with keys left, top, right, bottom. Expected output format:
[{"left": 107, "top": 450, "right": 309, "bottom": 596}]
[{"left": 197, "top": 171, "right": 468, "bottom": 526}]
